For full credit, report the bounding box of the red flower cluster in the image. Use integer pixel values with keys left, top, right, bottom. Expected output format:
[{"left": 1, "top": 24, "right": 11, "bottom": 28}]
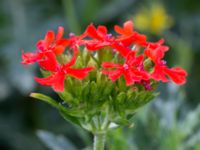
[{"left": 22, "top": 21, "right": 187, "bottom": 92}]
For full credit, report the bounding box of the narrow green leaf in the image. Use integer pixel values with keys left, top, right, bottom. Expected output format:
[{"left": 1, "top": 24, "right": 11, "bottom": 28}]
[{"left": 30, "top": 93, "right": 59, "bottom": 108}]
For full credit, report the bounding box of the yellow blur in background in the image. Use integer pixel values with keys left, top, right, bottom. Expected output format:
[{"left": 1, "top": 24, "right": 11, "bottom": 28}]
[{"left": 134, "top": 3, "right": 173, "bottom": 34}]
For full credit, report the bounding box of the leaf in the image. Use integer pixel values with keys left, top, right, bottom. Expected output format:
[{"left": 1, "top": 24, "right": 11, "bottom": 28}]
[{"left": 30, "top": 93, "right": 58, "bottom": 108}]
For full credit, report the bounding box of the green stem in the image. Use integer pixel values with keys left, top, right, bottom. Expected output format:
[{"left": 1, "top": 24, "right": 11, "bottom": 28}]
[{"left": 93, "top": 132, "right": 106, "bottom": 150}]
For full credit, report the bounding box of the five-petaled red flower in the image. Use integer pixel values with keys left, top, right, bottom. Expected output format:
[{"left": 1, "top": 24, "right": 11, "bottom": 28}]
[
  {"left": 114, "top": 20, "right": 147, "bottom": 47},
  {"left": 21, "top": 26, "right": 69, "bottom": 65},
  {"left": 85, "top": 24, "right": 114, "bottom": 50},
  {"left": 34, "top": 48, "right": 94, "bottom": 91},
  {"left": 144, "top": 39, "right": 187, "bottom": 84},
  {"left": 101, "top": 51, "right": 149, "bottom": 86}
]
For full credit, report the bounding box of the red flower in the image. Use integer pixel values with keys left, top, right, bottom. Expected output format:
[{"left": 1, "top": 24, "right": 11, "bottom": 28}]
[
  {"left": 85, "top": 24, "right": 114, "bottom": 50},
  {"left": 67, "top": 32, "right": 87, "bottom": 49},
  {"left": 101, "top": 51, "right": 149, "bottom": 86},
  {"left": 144, "top": 39, "right": 169, "bottom": 63},
  {"left": 21, "top": 26, "right": 69, "bottom": 65},
  {"left": 36, "top": 26, "right": 69, "bottom": 54},
  {"left": 114, "top": 20, "right": 147, "bottom": 46},
  {"left": 34, "top": 48, "right": 95, "bottom": 92},
  {"left": 111, "top": 42, "right": 131, "bottom": 57},
  {"left": 21, "top": 51, "right": 43, "bottom": 65},
  {"left": 151, "top": 64, "right": 187, "bottom": 85},
  {"left": 144, "top": 39, "right": 187, "bottom": 84}
]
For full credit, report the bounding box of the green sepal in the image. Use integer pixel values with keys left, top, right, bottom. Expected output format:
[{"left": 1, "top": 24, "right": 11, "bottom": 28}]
[
  {"left": 103, "top": 81, "right": 114, "bottom": 96},
  {"left": 57, "top": 92, "right": 74, "bottom": 103},
  {"left": 81, "top": 81, "right": 90, "bottom": 101},
  {"left": 144, "top": 58, "right": 153, "bottom": 71},
  {"left": 56, "top": 54, "right": 69, "bottom": 64},
  {"left": 58, "top": 105, "right": 82, "bottom": 127},
  {"left": 74, "top": 56, "right": 83, "bottom": 68},
  {"left": 97, "top": 48, "right": 113, "bottom": 63},
  {"left": 40, "top": 69, "right": 51, "bottom": 77},
  {"left": 30, "top": 93, "right": 58, "bottom": 108},
  {"left": 58, "top": 104, "right": 85, "bottom": 117},
  {"left": 82, "top": 48, "right": 91, "bottom": 65},
  {"left": 116, "top": 92, "right": 126, "bottom": 104}
]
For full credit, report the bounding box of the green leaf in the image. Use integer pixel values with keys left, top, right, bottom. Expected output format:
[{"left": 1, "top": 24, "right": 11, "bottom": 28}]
[{"left": 30, "top": 93, "right": 58, "bottom": 108}]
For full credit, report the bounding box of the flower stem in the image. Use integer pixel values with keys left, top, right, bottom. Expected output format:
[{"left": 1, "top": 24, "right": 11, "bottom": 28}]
[{"left": 93, "top": 132, "right": 106, "bottom": 150}]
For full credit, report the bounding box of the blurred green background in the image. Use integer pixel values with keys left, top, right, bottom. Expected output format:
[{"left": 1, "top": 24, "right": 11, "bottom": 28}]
[{"left": 0, "top": 0, "right": 200, "bottom": 149}]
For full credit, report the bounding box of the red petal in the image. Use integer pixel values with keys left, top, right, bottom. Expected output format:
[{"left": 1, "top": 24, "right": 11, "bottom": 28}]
[
  {"left": 52, "top": 72, "right": 65, "bottom": 92},
  {"left": 44, "top": 31, "right": 55, "bottom": 47},
  {"left": 34, "top": 71, "right": 65, "bottom": 92},
  {"left": 57, "top": 39, "right": 70, "bottom": 46},
  {"left": 124, "top": 69, "right": 135, "bottom": 86},
  {"left": 123, "top": 20, "right": 134, "bottom": 34},
  {"left": 97, "top": 25, "right": 107, "bottom": 35},
  {"left": 125, "top": 51, "right": 139, "bottom": 66},
  {"left": 64, "top": 47, "right": 78, "bottom": 68},
  {"left": 38, "top": 52, "right": 58, "bottom": 71},
  {"left": 34, "top": 75, "right": 55, "bottom": 86},
  {"left": 54, "top": 45, "right": 65, "bottom": 54},
  {"left": 164, "top": 67, "right": 187, "bottom": 85},
  {"left": 112, "top": 42, "right": 130, "bottom": 57},
  {"left": 151, "top": 65, "right": 168, "bottom": 82},
  {"left": 86, "top": 24, "right": 102, "bottom": 40},
  {"left": 102, "top": 69, "right": 122, "bottom": 81},
  {"left": 86, "top": 40, "right": 111, "bottom": 50},
  {"left": 132, "top": 69, "right": 149, "bottom": 80},
  {"left": 56, "top": 26, "right": 64, "bottom": 41},
  {"left": 36, "top": 40, "right": 45, "bottom": 51},
  {"left": 67, "top": 67, "right": 94, "bottom": 80},
  {"left": 21, "top": 51, "right": 42, "bottom": 65},
  {"left": 114, "top": 20, "right": 134, "bottom": 35}
]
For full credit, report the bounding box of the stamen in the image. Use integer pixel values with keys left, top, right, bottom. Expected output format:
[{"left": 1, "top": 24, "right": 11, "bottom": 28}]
[
  {"left": 123, "top": 64, "right": 129, "bottom": 70},
  {"left": 69, "top": 32, "right": 75, "bottom": 38},
  {"left": 161, "top": 60, "right": 167, "bottom": 65},
  {"left": 106, "top": 33, "right": 112, "bottom": 38}
]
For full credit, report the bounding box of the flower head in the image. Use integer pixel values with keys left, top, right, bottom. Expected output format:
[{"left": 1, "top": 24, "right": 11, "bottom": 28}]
[{"left": 22, "top": 20, "right": 187, "bottom": 93}]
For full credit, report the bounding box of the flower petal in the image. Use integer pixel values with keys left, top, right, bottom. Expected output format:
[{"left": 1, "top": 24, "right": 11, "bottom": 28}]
[
  {"left": 38, "top": 52, "right": 58, "bottom": 71},
  {"left": 56, "top": 26, "right": 64, "bottom": 41},
  {"left": 21, "top": 51, "right": 43, "bottom": 65},
  {"left": 164, "top": 67, "right": 187, "bottom": 85},
  {"left": 44, "top": 30, "right": 55, "bottom": 47},
  {"left": 102, "top": 69, "right": 122, "bottom": 81},
  {"left": 67, "top": 67, "right": 94, "bottom": 80}
]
